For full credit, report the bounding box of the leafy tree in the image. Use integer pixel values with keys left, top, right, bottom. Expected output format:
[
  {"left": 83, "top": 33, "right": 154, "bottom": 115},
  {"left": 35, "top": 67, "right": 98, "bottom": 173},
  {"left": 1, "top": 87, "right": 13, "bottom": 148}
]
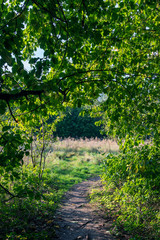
[
  {"left": 52, "top": 107, "right": 104, "bottom": 139},
  {"left": 0, "top": 0, "right": 159, "bottom": 200}
]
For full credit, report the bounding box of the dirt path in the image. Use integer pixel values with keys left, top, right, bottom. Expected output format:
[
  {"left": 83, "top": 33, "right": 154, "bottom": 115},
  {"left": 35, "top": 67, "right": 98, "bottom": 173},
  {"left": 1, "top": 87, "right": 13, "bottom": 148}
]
[{"left": 54, "top": 177, "right": 115, "bottom": 240}]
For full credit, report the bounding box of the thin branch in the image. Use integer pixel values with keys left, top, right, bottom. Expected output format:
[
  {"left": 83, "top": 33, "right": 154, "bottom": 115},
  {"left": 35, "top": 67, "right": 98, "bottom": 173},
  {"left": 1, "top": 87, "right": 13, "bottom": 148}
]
[
  {"left": 32, "top": 0, "right": 67, "bottom": 23},
  {"left": 0, "top": 183, "right": 16, "bottom": 197},
  {"left": 3, "top": 195, "right": 16, "bottom": 203},
  {"left": 0, "top": 0, "right": 29, "bottom": 30},
  {"left": 30, "top": 130, "right": 36, "bottom": 168},
  {"left": 39, "top": 120, "right": 45, "bottom": 180},
  {"left": 56, "top": 69, "right": 130, "bottom": 85},
  {"left": 0, "top": 100, "right": 50, "bottom": 123},
  {"left": 55, "top": 0, "right": 69, "bottom": 72},
  {"left": 75, "top": 77, "right": 131, "bottom": 96},
  {"left": 56, "top": 0, "right": 67, "bottom": 22},
  {"left": 6, "top": 100, "right": 18, "bottom": 123},
  {"left": 57, "top": 68, "right": 159, "bottom": 85}
]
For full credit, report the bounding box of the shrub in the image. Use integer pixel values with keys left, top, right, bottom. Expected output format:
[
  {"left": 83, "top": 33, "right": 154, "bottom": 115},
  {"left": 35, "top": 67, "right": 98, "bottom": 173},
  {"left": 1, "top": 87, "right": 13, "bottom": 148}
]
[
  {"left": 100, "top": 143, "right": 160, "bottom": 239},
  {"left": 52, "top": 107, "right": 104, "bottom": 139}
]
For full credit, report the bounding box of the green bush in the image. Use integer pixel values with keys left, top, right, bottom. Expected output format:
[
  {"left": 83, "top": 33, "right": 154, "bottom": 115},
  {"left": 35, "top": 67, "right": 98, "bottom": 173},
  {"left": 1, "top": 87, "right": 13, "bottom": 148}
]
[
  {"left": 100, "top": 143, "right": 160, "bottom": 239},
  {"left": 52, "top": 107, "right": 104, "bottom": 139}
]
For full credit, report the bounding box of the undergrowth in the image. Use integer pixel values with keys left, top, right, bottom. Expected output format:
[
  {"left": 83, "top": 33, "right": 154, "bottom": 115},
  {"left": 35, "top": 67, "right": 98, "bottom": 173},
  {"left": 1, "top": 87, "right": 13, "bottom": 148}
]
[
  {"left": 90, "top": 143, "right": 160, "bottom": 240},
  {"left": 0, "top": 139, "right": 106, "bottom": 240}
]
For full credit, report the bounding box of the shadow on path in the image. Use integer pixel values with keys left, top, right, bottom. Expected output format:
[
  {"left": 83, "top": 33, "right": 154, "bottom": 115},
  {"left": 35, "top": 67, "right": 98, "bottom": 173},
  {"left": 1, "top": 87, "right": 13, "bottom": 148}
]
[{"left": 54, "top": 177, "right": 115, "bottom": 240}]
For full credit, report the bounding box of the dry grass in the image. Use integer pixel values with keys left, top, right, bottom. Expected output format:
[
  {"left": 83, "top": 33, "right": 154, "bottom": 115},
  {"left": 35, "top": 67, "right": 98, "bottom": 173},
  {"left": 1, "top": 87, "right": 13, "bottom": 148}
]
[
  {"left": 53, "top": 137, "right": 119, "bottom": 153},
  {"left": 23, "top": 137, "right": 119, "bottom": 165}
]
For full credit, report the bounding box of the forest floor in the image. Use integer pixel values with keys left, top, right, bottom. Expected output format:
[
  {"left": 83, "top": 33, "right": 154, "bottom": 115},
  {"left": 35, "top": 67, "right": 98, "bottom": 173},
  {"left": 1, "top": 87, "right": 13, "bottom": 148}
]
[{"left": 54, "top": 176, "right": 130, "bottom": 240}]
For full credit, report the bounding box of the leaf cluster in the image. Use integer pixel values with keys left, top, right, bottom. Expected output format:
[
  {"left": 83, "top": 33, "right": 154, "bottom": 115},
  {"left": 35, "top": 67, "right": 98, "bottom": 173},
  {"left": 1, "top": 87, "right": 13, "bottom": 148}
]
[{"left": 100, "top": 143, "right": 160, "bottom": 239}]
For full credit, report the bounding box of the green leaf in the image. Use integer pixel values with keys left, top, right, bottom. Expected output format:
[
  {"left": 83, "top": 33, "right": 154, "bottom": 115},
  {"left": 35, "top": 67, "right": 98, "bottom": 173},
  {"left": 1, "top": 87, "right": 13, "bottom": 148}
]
[
  {"left": 0, "top": 101, "right": 7, "bottom": 114},
  {"left": 2, "top": 126, "right": 11, "bottom": 131}
]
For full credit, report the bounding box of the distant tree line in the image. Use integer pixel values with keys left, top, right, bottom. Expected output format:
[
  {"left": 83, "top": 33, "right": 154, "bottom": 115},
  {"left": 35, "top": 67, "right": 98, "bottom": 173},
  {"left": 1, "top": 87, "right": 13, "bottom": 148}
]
[{"left": 50, "top": 108, "right": 104, "bottom": 139}]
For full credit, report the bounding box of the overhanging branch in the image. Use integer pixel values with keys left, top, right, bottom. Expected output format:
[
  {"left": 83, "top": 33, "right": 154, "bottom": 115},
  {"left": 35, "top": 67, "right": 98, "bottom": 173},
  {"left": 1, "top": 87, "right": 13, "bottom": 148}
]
[{"left": 0, "top": 90, "right": 44, "bottom": 101}]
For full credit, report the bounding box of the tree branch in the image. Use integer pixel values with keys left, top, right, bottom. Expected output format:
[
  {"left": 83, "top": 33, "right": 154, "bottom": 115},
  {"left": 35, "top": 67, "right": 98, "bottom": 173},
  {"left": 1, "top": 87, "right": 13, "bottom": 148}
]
[
  {"left": 32, "top": 0, "right": 67, "bottom": 23},
  {"left": 0, "top": 183, "right": 16, "bottom": 197},
  {"left": 6, "top": 100, "right": 18, "bottom": 123},
  {"left": 0, "top": 90, "right": 44, "bottom": 101},
  {"left": 0, "top": 0, "right": 29, "bottom": 30}
]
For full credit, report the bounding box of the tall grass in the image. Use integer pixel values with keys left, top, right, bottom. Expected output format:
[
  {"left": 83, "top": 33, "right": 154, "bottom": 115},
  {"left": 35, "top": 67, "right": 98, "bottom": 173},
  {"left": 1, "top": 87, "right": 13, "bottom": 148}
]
[{"left": 52, "top": 137, "right": 119, "bottom": 152}]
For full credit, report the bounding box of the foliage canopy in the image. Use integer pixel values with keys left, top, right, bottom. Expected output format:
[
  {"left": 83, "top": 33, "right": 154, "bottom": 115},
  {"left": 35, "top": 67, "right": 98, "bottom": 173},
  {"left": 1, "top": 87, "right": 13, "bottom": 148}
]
[
  {"left": 0, "top": 0, "right": 159, "bottom": 133},
  {"left": 51, "top": 107, "right": 104, "bottom": 139},
  {"left": 0, "top": 0, "right": 159, "bottom": 185}
]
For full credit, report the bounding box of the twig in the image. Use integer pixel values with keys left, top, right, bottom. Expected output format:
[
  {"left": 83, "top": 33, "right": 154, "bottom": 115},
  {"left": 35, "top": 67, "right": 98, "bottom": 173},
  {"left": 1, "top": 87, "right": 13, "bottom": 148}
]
[
  {"left": 80, "top": 220, "right": 93, "bottom": 228},
  {"left": 0, "top": 0, "right": 29, "bottom": 30},
  {"left": 6, "top": 100, "right": 18, "bottom": 123},
  {"left": 32, "top": 0, "right": 67, "bottom": 23},
  {"left": 0, "top": 183, "right": 15, "bottom": 197}
]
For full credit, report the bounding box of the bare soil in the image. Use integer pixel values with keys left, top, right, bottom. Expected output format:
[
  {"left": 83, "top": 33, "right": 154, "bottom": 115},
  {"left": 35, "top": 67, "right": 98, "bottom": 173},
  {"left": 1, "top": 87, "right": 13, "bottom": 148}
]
[{"left": 54, "top": 177, "right": 116, "bottom": 240}]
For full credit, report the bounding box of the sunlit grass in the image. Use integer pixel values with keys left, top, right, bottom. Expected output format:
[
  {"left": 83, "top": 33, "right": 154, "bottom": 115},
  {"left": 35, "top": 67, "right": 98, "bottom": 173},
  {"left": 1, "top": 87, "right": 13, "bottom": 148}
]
[
  {"left": 54, "top": 138, "right": 119, "bottom": 152},
  {"left": 52, "top": 137, "right": 119, "bottom": 153}
]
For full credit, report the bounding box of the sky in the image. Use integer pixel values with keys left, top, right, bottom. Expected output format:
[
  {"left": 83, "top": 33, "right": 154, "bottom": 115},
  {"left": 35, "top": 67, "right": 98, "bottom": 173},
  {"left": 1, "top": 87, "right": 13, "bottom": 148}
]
[{"left": 23, "top": 48, "right": 44, "bottom": 71}]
